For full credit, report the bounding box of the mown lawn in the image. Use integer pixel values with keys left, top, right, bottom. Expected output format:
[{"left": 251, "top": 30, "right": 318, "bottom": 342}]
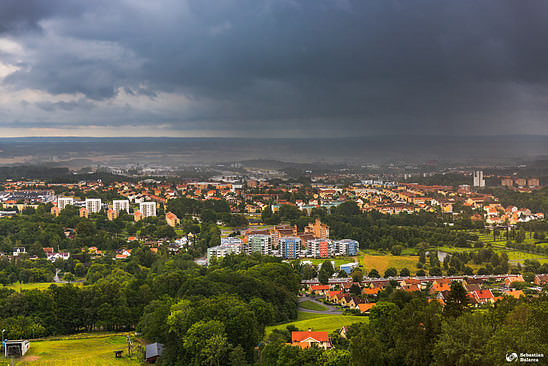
[
  {"left": 265, "top": 312, "right": 368, "bottom": 335},
  {"left": 16, "top": 333, "right": 143, "bottom": 366},
  {"left": 299, "top": 300, "right": 329, "bottom": 311}
]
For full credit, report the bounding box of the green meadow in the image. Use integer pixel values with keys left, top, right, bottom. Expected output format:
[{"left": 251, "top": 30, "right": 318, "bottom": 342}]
[
  {"left": 265, "top": 311, "right": 368, "bottom": 335},
  {"left": 13, "top": 333, "right": 143, "bottom": 366}
]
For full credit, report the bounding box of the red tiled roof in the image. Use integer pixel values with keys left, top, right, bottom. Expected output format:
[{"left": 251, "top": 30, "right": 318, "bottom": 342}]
[
  {"left": 358, "top": 303, "right": 376, "bottom": 312},
  {"left": 362, "top": 288, "right": 381, "bottom": 295},
  {"left": 310, "top": 285, "right": 330, "bottom": 291},
  {"left": 292, "top": 331, "right": 329, "bottom": 343},
  {"left": 474, "top": 290, "right": 494, "bottom": 299}
]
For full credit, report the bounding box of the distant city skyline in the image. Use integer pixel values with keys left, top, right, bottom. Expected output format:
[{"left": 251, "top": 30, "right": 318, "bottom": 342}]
[{"left": 1, "top": 1, "right": 548, "bottom": 138}]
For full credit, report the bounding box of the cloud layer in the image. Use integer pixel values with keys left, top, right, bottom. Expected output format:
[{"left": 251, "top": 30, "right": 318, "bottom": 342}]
[{"left": 0, "top": 0, "right": 547, "bottom": 137}]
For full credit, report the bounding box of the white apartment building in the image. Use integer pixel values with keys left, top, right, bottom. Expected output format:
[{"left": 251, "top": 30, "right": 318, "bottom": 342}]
[
  {"left": 207, "top": 238, "right": 243, "bottom": 264},
  {"left": 85, "top": 198, "right": 102, "bottom": 213},
  {"left": 473, "top": 171, "right": 485, "bottom": 188},
  {"left": 57, "top": 197, "right": 74, "bottom": 210},
  {"left": 247, "top": 234, "right": 272, "bottom": 256},
  {"left": 113, "top": 199, "right": 130, "bottom": 213},
  {"left": 140, "top": 201, "right": 157, "bottom": 218}
]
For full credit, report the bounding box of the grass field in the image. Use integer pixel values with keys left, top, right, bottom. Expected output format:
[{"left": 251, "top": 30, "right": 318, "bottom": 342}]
[
  {"left": 266, "top": 312, "right": 368, "bottom": 335},
  {"left": 360, "top": 254, "right": 419, "bottom": 275},
  {"left": 2, "top": 282, "right": 55, "bottom": 292},
  {"left": 1, "top": 282, "right": 84, "bottom": 292},
  {"left": 15, "top": 333, "right": 143, "bottom": 366},
  {"left": 299, "top": 300, "right": 329, "bottom": 311}
]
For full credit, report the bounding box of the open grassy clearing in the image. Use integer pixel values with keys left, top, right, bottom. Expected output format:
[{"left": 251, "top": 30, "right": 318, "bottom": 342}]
[
  {"left": 296, "top": 312, "right": 333, "bottom": 321},
  {"left": 299, "top": 300, "right": 329, "bottom": 311},
  {"left": 266, "top": 312, "right": 368, "bottom": 335},
  {"left": 360, "top": 254, "right": 419, "bottom": 275},
  {"left": 1, "top": 282, "right": 55, "bottom": 291},
  {"left": 1, "top": 282, "right": 84, "bottom": 292},
  {"left": 15, "top": 333, "right": 143, "bottom": 366}
]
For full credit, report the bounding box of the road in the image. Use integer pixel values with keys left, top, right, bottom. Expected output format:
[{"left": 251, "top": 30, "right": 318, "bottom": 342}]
[{"left": 298, "top": 296, "right": 342, "bottom": 315}]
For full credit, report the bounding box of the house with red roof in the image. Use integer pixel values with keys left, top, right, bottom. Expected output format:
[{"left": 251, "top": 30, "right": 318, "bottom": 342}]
[
  {"left": 430, "top": 279, "right": 451, "bottom": 294},
  {"left": 357, "top": 303, "right": 376, "bottom": 313},
  {"left": 504, "top": 275, "right": 524, "bottom": 287},
  {"left": 472, "top": 289, "right": 495, "bottom": 304},
  {"left": 534, "top": 274, "right": 548, "bottom": 286},
  {"left": 400, "top": 278, "right": 421, "bottom": 287},
  {"left": 292, "top": 330, "right": 331, "bottom": 349},
  {"left": 326, "top": 291, "right": 342, "bottom": 302},
  {"left": 402, "top": 284, "right": 421, "bottom": 292},
  {"left": 362, "top": 287, "right": 381, "bottom": 296},
  {"left": 308, "top": 285, "right": 331, "bottom": 296}
]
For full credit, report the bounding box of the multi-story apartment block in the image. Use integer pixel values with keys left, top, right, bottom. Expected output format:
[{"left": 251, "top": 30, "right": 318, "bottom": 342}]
[
  {"left": 113, "top": 199, "right": 130, "bottom": 213},
  {"left": 85, "top": 198, "right": 102, "bottom": 213},
  {"left": 307, "top": 239, "right": 331, "bottom": 258},
  {"left": 279, "top": 237, "right": 302, "bottom": 259},
  {"left": 140, "top": 201, "right": 156, "bottom": 218},
  {"left": 207, "top": 237, "right": 243, "bottom": 264},
  {"left": 57, "top": 197, "right": 74, "bottom": 210},
  {"left": 165, "top": 212, "right": 180, "bottom": 227},
  {"left": 272, "top": 225, "right": 298, "bottom": 247},
  {"left": 515, "top": 178, "right": 527, "bottom": 187},
  {"left": 247, "top": 234, "right": 272, "bottom": 256},
  {"left": 335, "top": 239, "right": 359, "bottom": 256},
  {"left": 501, "top": 178, "right": 513, "bottom": 187},
  {"left": 528, "top": 178, "right": 540, "bottom": 188},
  {"left": 473, "top": 171, "right": 485, "bottom": 188},
  {"left": 305, "top": 219, "right": 330, "bottom": 239}
]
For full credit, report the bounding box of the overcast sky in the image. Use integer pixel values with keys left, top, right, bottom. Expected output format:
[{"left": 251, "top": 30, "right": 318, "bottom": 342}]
[{"left": 0, "top": 0, "right": 547, "bottom": 138}]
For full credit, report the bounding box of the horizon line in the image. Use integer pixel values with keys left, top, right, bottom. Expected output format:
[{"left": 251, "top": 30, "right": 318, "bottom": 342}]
[{"left": 0, "top": 134, "right": 548, "bottom": 139}]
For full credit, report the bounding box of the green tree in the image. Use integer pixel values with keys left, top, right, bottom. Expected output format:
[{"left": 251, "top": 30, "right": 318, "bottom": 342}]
[
  {"left": 443, "top": 281, "right": 470, "bottom": 318},
  {"left": 183, "top": 320, "right": 229, "bottom": 366},
  {"left": 368, "top": 269, "right": 380, "bottom": 278},
  {"left": 319, "top": 260, "right": 335, "bottom": 285},
  {"left": 384, "top": 267, "right": 397, "bottom": 278},
  {"left": 229, "top": 345, "right": 249, "bottom": 366},
  {"left": 391, "top": 245, "right": 404, "bottom": 256},
  {"left": 433, "top": 312, "right": 493, "bottom": 366},
  {"left": 429, "top": 267, "right": 442, "bottom": 276}
]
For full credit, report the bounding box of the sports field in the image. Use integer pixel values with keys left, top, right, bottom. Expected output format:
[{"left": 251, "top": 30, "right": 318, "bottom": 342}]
[
  {"left": 265, "top": 311, "right": 368, "bottom": 335},
  {"left": 14, "top": 333, "right": 143, "bottom": 366}
]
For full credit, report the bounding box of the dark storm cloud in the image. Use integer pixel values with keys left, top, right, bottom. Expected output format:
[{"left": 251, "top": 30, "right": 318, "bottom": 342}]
[
  {"left": 1, "top": 0, "right": 548, "bottom": 135},
  {"left": 35, "top": 99, "right": 94, "bottom": 112},
  {"left": 0, "top": 0, "right": 84, "bottom": 33}
]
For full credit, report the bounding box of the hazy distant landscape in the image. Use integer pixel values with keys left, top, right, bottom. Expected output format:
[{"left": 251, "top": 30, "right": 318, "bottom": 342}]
[{"left": 1, "top": 135, "right": 547, "bottom": 167}]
